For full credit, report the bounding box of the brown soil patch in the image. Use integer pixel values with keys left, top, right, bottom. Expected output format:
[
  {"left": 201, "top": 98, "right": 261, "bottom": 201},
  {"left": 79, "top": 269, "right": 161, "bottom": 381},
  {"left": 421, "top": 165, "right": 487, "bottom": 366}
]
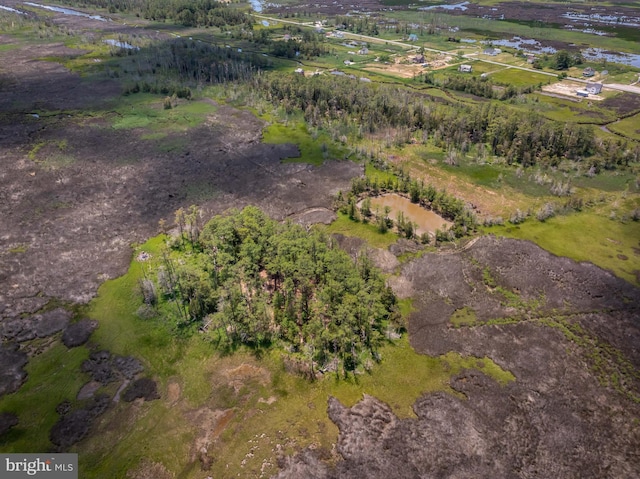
[
  {"left": 364, "top": 62, "right": 423, "bottom": 79},
  {"left": 166, "top": 381, "right": 181, "bottom": 404},
  {"left": 223, "top": 363, "right": 271, "bottom": 393},
  {"left": 394, "top": 154, "right": 524, "bottom": 218},
  {"left": 602, "top": 92, "right": 640, "bottom": 116},
  {"left": 126, "top": 459, "right": 174, "bottom": 479},
  {"left": 542, "top": 80, "right": 604, "bottom": 101},
  {"left": 185, "top": 407, "right": 234, "bottom": 465}
]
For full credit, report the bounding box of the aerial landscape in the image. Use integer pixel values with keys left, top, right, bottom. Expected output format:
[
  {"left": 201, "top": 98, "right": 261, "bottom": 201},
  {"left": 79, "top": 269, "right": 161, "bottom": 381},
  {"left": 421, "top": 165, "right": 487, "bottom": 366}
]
[{"left": 0, "top": 0, "right": 639, "bottom": 477}]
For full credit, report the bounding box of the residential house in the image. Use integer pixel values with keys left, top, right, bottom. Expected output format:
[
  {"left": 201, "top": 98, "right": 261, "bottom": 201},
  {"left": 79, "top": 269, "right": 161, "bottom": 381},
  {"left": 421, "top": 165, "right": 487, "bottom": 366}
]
[
  {"left": 586, "top": 82, "right": 603, "bottom": 94},
  {"left": 408, "top": 33, "right": 418, "bottom": 42},
  {"left": 483, "top": 48, "right": 501, "bottom": 56},
  {"left": 459, "top": 64, "right": 473, "bottom": 73},
  {"left": 358, "top": 46, "right": 369, "bottom": 55},
  {"left": 583, "top": 67, "right": 595, "bottom": 77},
  {"left": 412, "top": 54, "right": 426, "bottom": 64}
]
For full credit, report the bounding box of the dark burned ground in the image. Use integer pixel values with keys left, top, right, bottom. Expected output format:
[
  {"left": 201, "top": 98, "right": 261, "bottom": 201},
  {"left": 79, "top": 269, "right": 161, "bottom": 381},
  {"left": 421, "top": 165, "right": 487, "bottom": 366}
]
[
  {"left": 0, "top": 41, "right": 360, "bottom": 317},
  {"left": 0, "top": 6, "right": 360, "bottom": 409},
  {"left": 277, "top": 236, "right": 640, "bottom": 478},
  {"left": 1, "top": 5, "right": 640, "bottom": 477}
]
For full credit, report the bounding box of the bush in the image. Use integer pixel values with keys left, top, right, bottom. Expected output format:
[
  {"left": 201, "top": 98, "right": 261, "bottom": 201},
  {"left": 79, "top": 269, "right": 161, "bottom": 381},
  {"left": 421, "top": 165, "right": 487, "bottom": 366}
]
[
  {"left": 536, "top": 203, "right": 555, "bottom": 222},
  {"left": 509, "top": 209, "right": 527, "bottom": 225}
]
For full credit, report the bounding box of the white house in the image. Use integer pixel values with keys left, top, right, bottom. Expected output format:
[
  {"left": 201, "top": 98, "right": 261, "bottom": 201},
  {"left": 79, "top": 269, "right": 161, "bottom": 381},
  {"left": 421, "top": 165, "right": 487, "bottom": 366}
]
[
  {"left": 483, "top": 48, "right": 501, "bottom": 56},
  {"left": 459, "top": 64, "right": 472, "bottom": 73}
]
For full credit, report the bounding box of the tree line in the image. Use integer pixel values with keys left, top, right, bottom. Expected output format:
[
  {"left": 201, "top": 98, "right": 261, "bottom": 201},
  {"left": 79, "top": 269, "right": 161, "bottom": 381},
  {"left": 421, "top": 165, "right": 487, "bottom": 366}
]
[
  {"left": 252, "top": 73, "right": 638, "bottom": 170},
  {"left": 116, "top": 39, "right": 269, "bottom": 94},
  {"left": 143, "top": 207, "right": 399, "bottom": 377},
  {"left": 55, "top": 0, "right": 252, "bottom": 28},
  {"left": 423, "top": 73, "right": 540, "bottom": 100}
]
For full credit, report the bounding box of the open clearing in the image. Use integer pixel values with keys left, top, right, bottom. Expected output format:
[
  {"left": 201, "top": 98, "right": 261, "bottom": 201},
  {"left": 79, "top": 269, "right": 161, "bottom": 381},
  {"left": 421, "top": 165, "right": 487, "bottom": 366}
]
[{"left": 542, "top": 80, "right": 604, "bottom": 101}]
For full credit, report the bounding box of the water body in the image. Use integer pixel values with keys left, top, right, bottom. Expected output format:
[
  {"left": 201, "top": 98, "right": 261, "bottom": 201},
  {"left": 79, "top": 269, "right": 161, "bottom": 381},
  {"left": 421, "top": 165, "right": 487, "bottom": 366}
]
[
  {"left": 104, "top": 39, "right": 138, "bottom": 50},
  {"left": 483, "top": 36, "right": 557, "bottom": 55},
  {"left": 250, "top": 0, "right": 262, "bottom": 13},
  {"left": 561, "top": 12, "right": 640, "bottom": 28},
  {"left": 420, "top": 1, "right": 469, "bottom": 11},
  {"left": 0, "top": 4, "right": 25, "bottom": 13},
  {"left": 261, "top": 20, "right": 269, "bottom": 27},
  {"left": 365, "top": 194, "right": 451, "bottom": 236},
  {"left": 482, "top": 35, "right": 640, "bottom": 67},
  {"left": 23, "top": 2, "right": 108, "bottom": 21},
  {"left": 582, "top": 48, "right": 640, "bottom": 69}
]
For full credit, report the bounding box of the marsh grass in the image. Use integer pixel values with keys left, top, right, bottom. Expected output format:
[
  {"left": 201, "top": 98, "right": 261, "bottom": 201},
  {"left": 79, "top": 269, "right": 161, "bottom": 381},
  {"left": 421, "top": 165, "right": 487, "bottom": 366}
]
[
  {"left": 608, "top": 113, "right": 640, "bottom": 141},
  {"left": 487, "top": 211, "right": 640, "bottom": 286},
  {"left": 262, "top": 118, "right": 348, "bottom": 166},
  {"left": 74, "top": 233, "right": 514, "bottom": 478},
  {"left": 0, "top": 344, "right": 89, "bottom": 452},
  {"left": 323, "top": 212, "right": 400, "bottom": 248}
]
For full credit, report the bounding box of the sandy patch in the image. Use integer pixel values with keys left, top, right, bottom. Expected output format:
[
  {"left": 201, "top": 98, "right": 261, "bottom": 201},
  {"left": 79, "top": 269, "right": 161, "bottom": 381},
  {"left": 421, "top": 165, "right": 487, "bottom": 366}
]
[{"left": 542, "top": 80, "right": 604, "bottom": 100}]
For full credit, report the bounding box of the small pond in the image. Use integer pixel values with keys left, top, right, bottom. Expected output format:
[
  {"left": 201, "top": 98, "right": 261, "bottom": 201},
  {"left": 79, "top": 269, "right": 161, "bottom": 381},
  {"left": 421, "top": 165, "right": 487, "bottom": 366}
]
[
  {"left": 420, "top": 1, "right": 469, "bottom": 11},
  {"left": 23, "top": 2, "right": 108, "bottom": 21},
  {"left": 581, "top": 48, "right": 640, "bottom": 69},
  {"left": 482, "top": 37, "right": 557, "bottom": 55},
  {"left": 104, "top": 39, "right": 138, "bottom": 50},
  {"left": 362, "top": 194, "right": 451, "bottom": 236},
  {"left": 0, "top": 4, "right": 25, "bottom": 13},
  {"left": 250, "top": 0, "right": 263, "bottom": 12}
]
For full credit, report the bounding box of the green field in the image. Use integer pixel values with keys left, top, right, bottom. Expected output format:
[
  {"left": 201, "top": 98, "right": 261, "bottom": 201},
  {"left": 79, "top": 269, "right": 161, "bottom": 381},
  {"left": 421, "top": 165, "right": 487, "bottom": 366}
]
[
  {"left": 608, "top": 113, "right": 640, "bottom": 141},
  {"left": 488, "top": 68, "right": 554, "bottom": 87}
]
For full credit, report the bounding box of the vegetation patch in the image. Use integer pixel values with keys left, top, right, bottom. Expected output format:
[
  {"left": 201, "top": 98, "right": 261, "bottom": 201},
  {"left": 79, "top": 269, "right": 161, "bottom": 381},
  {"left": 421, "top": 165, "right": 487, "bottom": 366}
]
[
  {"left": 449, "top": 306, "right": 477, "bottom": 328},
  {"left": 142, "top": 206, "right": 400, "bottom": 376},
  {"left": 0, "top": 343, "right": 89, "bottom": 452},
  {"left": 487, "top": 212, "right": 640, "bottom": 286},
  {"left": 262, "top": 118, "right": 347, "bottom": 165},
  {"left": 323, "top": 212, "right": 400, "bottom": 249},
  {"left": 608, "top": 113, "right": 640, "bottom": 141}
]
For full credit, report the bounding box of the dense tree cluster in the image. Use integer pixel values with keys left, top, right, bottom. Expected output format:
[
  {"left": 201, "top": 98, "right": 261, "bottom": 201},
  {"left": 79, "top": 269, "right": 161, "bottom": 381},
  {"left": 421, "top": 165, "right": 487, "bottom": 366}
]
[
  {"left": 424, "top": 73, "right": 539, "bottom": 100},
  {"left": 56, "top": 0, "right": 252, "bottom": 28},
  {"left": 148, "top": 207, "right": 398, "bottom": 376},
  {"left": 118, "top": 39, "right": 268, "bottom": 91},
  {"left": 334, "top": 15, "right": 380, "bottom": 35},
  {"left": 531, "top": 49, "right": 584, "bottom": 71},
  {"left": 254, "top": 73, "right": 638, "bottom": 169}
]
